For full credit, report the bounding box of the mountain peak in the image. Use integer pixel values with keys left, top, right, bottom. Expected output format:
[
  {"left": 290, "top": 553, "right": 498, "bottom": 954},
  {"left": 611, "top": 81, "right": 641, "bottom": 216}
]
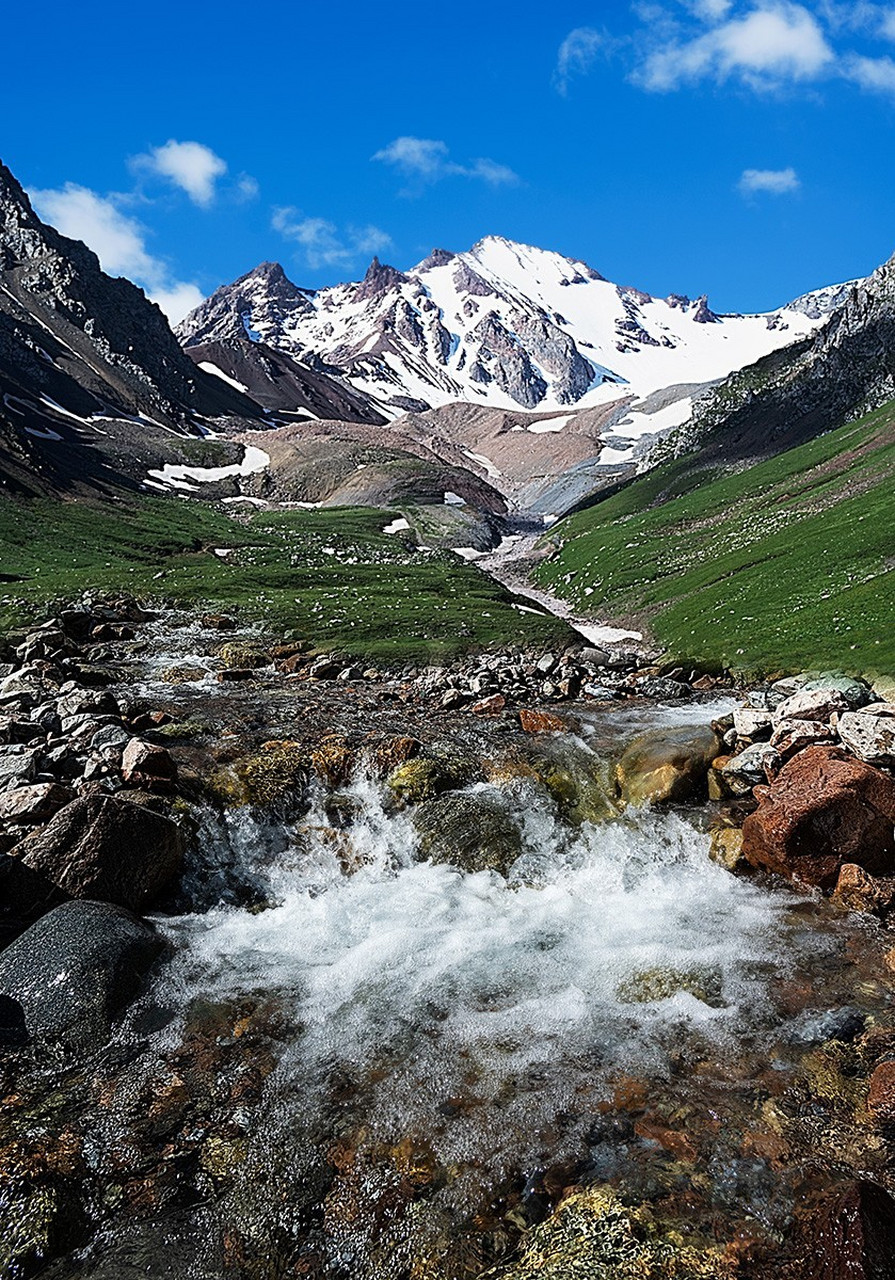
[{"left": 352, "top": 256, "right": 408, "bottom": 303}]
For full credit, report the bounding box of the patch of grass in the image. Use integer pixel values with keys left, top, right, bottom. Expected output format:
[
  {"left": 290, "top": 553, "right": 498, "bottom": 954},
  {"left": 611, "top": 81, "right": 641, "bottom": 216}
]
[
  {"left": 0, "top": 496, "right": 571, "bottom": 663},
  {"left": 535, "top": 402, "right": 895, "bottom": 678}
]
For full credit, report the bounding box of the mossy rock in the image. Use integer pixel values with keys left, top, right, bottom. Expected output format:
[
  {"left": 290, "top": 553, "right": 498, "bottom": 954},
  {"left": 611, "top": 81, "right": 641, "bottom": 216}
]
[
  {"left": 616, "top": 966, "right": 725, "bottom": 1008},
  {"left": 388, "top": 750, "right": 478, "bottom": 805},
  {"left": 210, "top": 741, "right": 309, "bottom": 808},
  {"left": 200, "top": 1136, "right": 249, "bottom": 1180},
  {"left": 708, "top": 826, "right": 746, "bottom": 873},
  {"left": 484, "top": 1184, "right": 733, "bottom": 1279},
  {"left": 217, "top": 642, "right": 270, "bottom": 671},
  {"left": 311, "top": 735, "right": 356, "bottom": 787},
  {"left": 530, "top": 744, "right": 618, "bottom": 826},
  {"left": 154, "top": 719, "right": 210, "bottom": 741},
  {"left": 614, "top": 725, "right": 722, "bottom": 807},
  {"left": 413, "top": 791, "right": 523, "bottom": 875},
  {"left": 158, "top": 664, "right": 208, "bottom": 684}
]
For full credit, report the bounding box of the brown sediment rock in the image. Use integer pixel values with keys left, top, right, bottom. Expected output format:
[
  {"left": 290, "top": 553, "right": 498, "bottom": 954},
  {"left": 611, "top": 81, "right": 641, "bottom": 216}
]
[{"left": 742, "top": 747, "right": 895, "bottom": 889}]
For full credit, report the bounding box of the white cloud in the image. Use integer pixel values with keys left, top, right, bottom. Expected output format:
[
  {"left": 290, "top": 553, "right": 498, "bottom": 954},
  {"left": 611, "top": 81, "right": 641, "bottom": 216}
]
[
  {"left": 554, "top": 27, "right": 603, "bottom": 94},
  {"left": 29, "top": 183, "right": 203, "bottom": 323},
  {"left": 236, "top": 174, "right": 260, "bottom": 201},
  {"left": 738, "top": 165, "right": 801, "bottom": 193},
  {"left": 882, "top": 8, "right": 895, "bottom": 37},
  {"left": 272, "top": 208, "right": 393, "bottom": 270},
  {"left": 845, "top": 50, "right": 895, "bottom": 88},
  {"left": 147, "top": 281, "right": 205, "bottom": 320},
  {"left": 637, "top": 4, "right": 835, "bottom": 91},
  {"left": 373, "top": 137, "right": 449, "bottom": 179},
  {"left": 133, "top": 139, "right": 228, "bottom": 207},
  {"left": 685, "top": 0, "right": 734, "bottom": 16},
  {"left": 372, "top": 136, "right": 519, "bottom": 188}
]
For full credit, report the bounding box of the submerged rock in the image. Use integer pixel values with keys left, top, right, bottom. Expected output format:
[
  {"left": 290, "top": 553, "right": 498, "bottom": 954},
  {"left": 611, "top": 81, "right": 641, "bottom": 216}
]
[
  {"left": 789, "top": 1180, "right": 895, "bottom": 1279},
  {"left": 13, "top": 794, "right": 184, "bottom": 911},
  {"left": 0, "top": 900, "right": 163, "bottom": 1053},
  {"left": 614, "top": 725, "right": 721, "bottom": 807},
  {"left": 742, "top": 746, "right": 895, "bottom": 889},
  {"left": 412, "top": 791, "right": 523, "bottom": 875},
  {"left": 487, "top": 1184, "right": 732, "bottom": 1279}
]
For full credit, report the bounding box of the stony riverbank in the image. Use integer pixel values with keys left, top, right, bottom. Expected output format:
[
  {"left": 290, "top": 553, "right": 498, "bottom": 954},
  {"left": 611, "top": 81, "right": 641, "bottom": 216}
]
[{"left": 1, "top": 596, "right": 895, "bottom": 1278}]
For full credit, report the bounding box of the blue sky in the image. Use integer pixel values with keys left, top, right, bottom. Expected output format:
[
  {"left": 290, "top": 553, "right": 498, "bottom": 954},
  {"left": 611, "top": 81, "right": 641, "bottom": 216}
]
[{"left": 3, "top": 0, "right": 895, "bottom": 320}]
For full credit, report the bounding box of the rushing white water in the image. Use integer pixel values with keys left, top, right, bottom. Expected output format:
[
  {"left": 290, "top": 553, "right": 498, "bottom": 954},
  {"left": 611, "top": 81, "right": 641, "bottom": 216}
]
[{"left": 156, "top": 768, "right": 825, "bottom": 1186}]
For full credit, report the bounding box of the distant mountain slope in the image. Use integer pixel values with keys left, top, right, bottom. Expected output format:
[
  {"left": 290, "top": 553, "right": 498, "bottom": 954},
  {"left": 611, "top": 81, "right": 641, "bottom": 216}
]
[
  {"left": 183, "top": 337, "right": 386, "bottom": 425},
  {"left": 534, "top": 399, "right": 895, "bottom": 677},
  {"left": 654, "top": 250, "right": 895, "bottom": 475},
  {"left": 177, "top": 237, "right": 847, "bottom": 418},
  {"left": 0, "top": 160, "right": 387, "bottom": 497}
]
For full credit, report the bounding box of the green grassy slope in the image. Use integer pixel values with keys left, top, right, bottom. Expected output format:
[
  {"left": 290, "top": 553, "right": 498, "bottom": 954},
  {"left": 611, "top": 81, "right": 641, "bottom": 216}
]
[
  {"left": 534, "top": 402, "right": 895, "bottom": 678},
  {"left": 0, "top": 497, "right": 571, "bottom": 663}
]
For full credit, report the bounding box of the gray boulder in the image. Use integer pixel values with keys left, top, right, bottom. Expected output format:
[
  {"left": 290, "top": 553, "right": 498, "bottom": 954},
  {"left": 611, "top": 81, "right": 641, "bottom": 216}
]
[
  {"left": 413, "top": 791, "right": 523, "bottom": 875},
  {"left": 837, "top": 708, "right": 895, "bottom": 768},
  {"left": 13, "top": 793, "right": 184, "bottom": 911},
  {"left": 0, "top": 900, "right": 163, "bottom": 1052}
]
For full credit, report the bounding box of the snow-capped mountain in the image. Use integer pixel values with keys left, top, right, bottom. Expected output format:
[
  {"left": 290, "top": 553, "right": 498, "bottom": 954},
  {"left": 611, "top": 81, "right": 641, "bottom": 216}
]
[{"left": 177, "top": 237, "right": 851, "bottom": 419}]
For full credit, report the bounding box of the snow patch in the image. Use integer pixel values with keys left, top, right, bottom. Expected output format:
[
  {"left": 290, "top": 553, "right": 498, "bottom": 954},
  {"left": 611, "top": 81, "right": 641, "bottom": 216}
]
[
  {"left": 148, "top": 445, "right": 270, "bottom": 489},
  {"left": 198, "top": 361, "right": 250, "bottom": 394}
]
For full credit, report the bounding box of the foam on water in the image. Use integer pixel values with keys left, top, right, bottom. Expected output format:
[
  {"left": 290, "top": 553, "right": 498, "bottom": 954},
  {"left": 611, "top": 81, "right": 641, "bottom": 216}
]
[{"left": 157, "top": 773, "right": 820, "bottom": 1178}]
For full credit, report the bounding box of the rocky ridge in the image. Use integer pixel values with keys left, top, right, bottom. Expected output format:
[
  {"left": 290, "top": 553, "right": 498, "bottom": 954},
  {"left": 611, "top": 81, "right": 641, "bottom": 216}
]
[
  {"left": 177, "top": 237, "right": 842, "bottom": 418},
  {"left": 656, "top": 248, "right": 895, "bottom": 474}
]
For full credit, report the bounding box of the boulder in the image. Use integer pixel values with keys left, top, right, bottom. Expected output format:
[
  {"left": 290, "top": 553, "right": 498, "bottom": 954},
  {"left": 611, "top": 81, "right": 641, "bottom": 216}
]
[
  {"left": 837, "top": 709, "right": 895, "bottom": 769},
  {"left": 121, "top": 738, "right": 177, "bottom": 791},
  {"left": 0, "top": 747, "right": 40, "bottom": 788},
  {"left": 774, "top": 687, "right": 850, "bottom": 724},
  {"left": 733, "top": 707, "right": 773, "bottom": 740},
  {"left": 800, "top": 673, "right": 873, "bottom": 710},
  {"left": 771, "top": 718, "right": 836, "bottom": 758},
  {"left": 636, "top": 676, "right": 689, "bottom": 700},
  {"left": 0, "top": 900, "right": 163, "bottom": 1053},
  {"left": 741, "top": 746, "right": 895, "bottom": 888},
  {"left": 0, "top": 782, "right": 75, "bottom": 825},
  {"left": 720, "top": 742, "right": 780, "bottom": 795},
  {"left": 412, "top": 792, "right": 523, "bottom": 876},
  {"left": 13, "top": 794, "right": 184, "bottom": 911},
  {"left": 789, "top": 1180, "right": 895, "bottom": 1279},
  {"left": 614, "top": 725, "right": 721, "bottom": 807}
]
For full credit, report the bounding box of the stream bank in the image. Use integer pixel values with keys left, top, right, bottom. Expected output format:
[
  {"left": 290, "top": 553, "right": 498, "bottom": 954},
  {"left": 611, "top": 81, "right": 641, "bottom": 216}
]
[{"left": 0, "top": 600, "right": 894, "bottom": 1278}]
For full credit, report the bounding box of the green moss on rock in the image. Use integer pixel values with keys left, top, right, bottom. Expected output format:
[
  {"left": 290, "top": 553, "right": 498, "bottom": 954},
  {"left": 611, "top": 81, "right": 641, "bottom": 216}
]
[{"left": 485, "top": 1184, "right": 732, "bottom": 1279}]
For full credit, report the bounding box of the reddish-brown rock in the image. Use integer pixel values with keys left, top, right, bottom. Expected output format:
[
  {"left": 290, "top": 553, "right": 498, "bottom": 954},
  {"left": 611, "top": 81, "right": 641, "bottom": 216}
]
[
  {"left": 741, "top": 746, "right": 895, "bottom": 889},
  {"left": 519, "top": 709, "right": 565, "bottom": 734},
  {"left": 789, "top": 1180, "right": 895, "bottom": 1279},
  {"left": 867, "top": 1062, "right": 895, "bottom": 1126},
  {"left": 469, "top": 694, "right": 506, "bottom": 716},
  {"left": 0, "top": 782, "right": 75, "bottom": 825},
  {"left": 121, "top": 738, "right": 177, "bottom": 791}
]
